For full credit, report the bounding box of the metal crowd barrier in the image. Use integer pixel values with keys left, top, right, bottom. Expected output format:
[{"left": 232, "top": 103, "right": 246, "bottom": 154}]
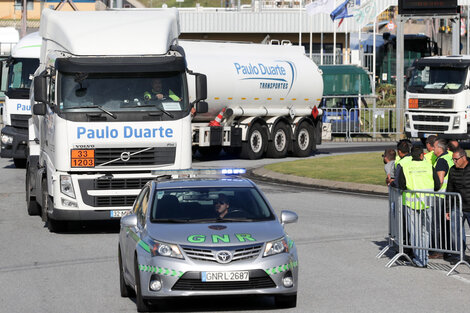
[
  {"left": 377, "top": 187, "right": 470, "bottom": 276},
  {"left": 322, "top": 107, "right": 403, "bottom": 139}
]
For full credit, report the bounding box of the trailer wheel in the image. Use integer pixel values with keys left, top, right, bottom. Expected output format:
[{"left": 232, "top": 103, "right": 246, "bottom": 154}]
[
  {"left": 14, "top": 158, "right": 26, "bottom": 168},
  {"left": 240, "top": 124, "right": 267, "bottom": 160},
  {"left": 293, "top": 122, "right": 314, "bottom": 157},
  {"left": 266, "top": 122, "right": 290, "bottom": 158},
  {"left": 26, "top": 167, "right": 40, "bottom": 216}
]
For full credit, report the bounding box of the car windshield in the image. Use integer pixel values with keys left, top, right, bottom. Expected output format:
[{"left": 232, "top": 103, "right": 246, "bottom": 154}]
[
  {"left": 407, "top": 66, "right": 467, "bottom": 94},
  {"left": 150, "top": 187, "right": 275, "bottom": 223},
  {"left": 58, "top": 71, "right": 187, "bottom": 113}
]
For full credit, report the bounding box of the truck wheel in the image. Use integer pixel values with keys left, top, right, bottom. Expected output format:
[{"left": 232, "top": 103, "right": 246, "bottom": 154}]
[
  {"left": 266, "top": 122, "right": 290, "bottom": 158},
  {"left": 240, "top": 124, "right": 267, "bottom": 160},
  {"left": 274, "top": 294, "right": 297, "bottom": 308},
  {"left": 42, "top": 178, "right": 66, "bottom": 232},
  {"left": 119, "top": 246, "right": 134, "bottom": 298},
  {"left": 293, "top": 122, "right": 314, "bottom": 157},
  {"left": 134, "top": 256, "right": 152, "bottom": 312},
  {"left": 13, "top": 158, "right": 26, "bottom": 168},
  {"left": 26, "top": 167, "right": 40, "bottom": 216}
]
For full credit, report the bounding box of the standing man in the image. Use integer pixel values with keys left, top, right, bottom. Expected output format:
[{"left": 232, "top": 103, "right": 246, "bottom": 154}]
[
  {"left": 392, "top": 139, "right": 412, "bottom": 188},
  {"left": 398, "top": 146, "right": 440, "bottom": 267},
  {"left": 430, "top": 138, "right": 454, "bottom": 259},
  {"left": 446, "top": 148, "right": 470, "bottom": 264},
  {"left": 424, "top": 135, "right": 437, "bottom": 166},
  {"left": 383, "top": 148, "right": 396, "bottom": 185}
]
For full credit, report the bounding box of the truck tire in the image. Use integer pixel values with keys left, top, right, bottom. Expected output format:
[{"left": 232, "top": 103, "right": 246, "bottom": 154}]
[
  {"left": 134, "top": 255, "right": 152, "bottom": 312},
  {"left": 266, "top": 122, "right": 290, "bottom": 158},
  {"left": 26, "top": 167, "right": 40, "bottom": 216},
  {"left": 13, "top": 158, "right": 26, "bottom": 168},
  {"left": 293, "top": 122, "right": 314, "bottom": 157},
  {"left": 42, "top": 177, "right": 66, "bottom": 232},
  {"left": 240, "top": 124, "right": 267, "bottom": 160}
]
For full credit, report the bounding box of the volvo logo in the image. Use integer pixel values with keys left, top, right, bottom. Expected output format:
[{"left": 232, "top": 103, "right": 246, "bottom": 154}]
[
  {"left": 215, "top": 250, "right": 233, "bottom": 264},
  {"left": 120, "top": 152, "right": 131, "bottom": 162}
]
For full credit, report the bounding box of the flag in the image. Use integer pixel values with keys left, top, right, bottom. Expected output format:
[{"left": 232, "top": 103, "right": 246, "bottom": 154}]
[
  {"left": 306, "top": 0, "right": 335, "bottom": 16},
  {"left": 330, "top": 0, "right": 353, "bottom": 21}
]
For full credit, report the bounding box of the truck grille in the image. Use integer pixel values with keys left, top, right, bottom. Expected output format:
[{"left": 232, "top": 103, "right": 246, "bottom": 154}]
[
  {"left": 418, "top": 99, "right": 453, "bottom": 109},
  {"left": 94, "top": 146, "right": 176, "bottom": 166},
  {"left": 412, "top": 115, "right": 450, "bottom": 122},
  {"left": 95, "top": 195, "right": 136, "bottom": 207},
  {"left": 11, "top": 114, "right": 31, "bottom": 129},
  {"left": 414, "top": 125, "right": 449, "bottom": 132},
  {"left": 172, "top": 270, "right": 276, "bottom": 291},
  {"left": 94, "top": 178, "right": 149, "bottom": 189},
  {"left": 181, "top": 244, "right": 263, "bottom": 263}
]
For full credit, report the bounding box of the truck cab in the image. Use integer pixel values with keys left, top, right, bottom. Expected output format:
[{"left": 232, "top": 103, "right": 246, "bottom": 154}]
[
  {"left": 1, "top": 32, "right": 40, "bottom": 167},
  {"left": 405, "top": 56, "right": 470, "bottom": 140}
]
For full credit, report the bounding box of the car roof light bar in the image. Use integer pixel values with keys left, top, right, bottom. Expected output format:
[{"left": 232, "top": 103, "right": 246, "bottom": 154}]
[{"left": 151, "top": 168, "right": 246, "bottom": 178}]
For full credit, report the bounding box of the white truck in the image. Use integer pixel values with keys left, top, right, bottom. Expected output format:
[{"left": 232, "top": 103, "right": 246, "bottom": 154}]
[
  {"left": 1, "top": 32, "right": 40, "bottom": 168},
  {"left": 182, "top": 40, "right": 324, "bottom": 159},
  {"left": 28, "top": 9, "right": 323, "bottom": 232},
  {"left": 405, "top": 56, "right": 470, "bottom": 141}
]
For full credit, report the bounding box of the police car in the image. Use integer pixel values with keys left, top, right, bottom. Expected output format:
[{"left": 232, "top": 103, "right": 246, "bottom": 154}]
[{"left": 118, "top": 169, "right": 299, "bottom": 312}]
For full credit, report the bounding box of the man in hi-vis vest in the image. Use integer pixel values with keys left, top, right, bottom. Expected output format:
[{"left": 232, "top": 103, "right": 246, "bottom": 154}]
[
  {"left": 398, "top": 146, "right": 440, "bottom": 267},
  {"left": 144, "top": 78, "right": 181, "bottom": 102}
]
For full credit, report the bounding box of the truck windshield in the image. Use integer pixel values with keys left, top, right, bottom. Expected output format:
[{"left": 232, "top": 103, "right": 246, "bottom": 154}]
[
  {"left": 7, "top": 58, "right": 39, "bottom": 91},
  {"left": 407, "top": 66, "right": 467, "bottom": 94},
  {"left": 58, "top": 72, "right": 187, "bottom": 114}
]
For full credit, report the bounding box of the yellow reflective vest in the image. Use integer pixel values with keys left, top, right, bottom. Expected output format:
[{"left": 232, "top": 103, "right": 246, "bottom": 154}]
[
  {"left": 434, "top": 152, "right": 454, "bottom": 193},
  {"left": 402, "top": 160, "right": 435, "bottom": 210}
]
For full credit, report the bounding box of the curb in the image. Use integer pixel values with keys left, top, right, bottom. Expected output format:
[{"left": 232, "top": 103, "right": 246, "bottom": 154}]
[{"left": 249, "top": 167, "right": 389, "bottom": 196}]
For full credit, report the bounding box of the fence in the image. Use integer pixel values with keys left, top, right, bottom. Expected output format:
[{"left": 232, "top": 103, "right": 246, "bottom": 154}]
[
  {"left": 321, "top": 107, "right": 403, "bottom": 139},
  {"left": 376, "top": 187, "right": 470, "bottom": 276}
]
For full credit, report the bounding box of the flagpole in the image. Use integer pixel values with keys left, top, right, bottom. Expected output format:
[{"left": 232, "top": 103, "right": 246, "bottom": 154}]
[
  {"left": 309, "top": 13, "right": 313, "bottom": 59},
  {"left": 321, "top": 13, "right": 324, "bottom": 65},
  {"left": 333, "top": 0, "right": 336, "bottom": 65},
  {"left": 299, "top": 0, "right": 303, "bottom": 46}
]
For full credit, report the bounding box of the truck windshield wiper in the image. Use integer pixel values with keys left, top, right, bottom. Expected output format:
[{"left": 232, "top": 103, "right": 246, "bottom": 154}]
[
  {"left": 127, "top": 103, "right": 174, "bottom": 118},
  {"left": 72, "top": 105, "right": 117, "bottom": 119}
]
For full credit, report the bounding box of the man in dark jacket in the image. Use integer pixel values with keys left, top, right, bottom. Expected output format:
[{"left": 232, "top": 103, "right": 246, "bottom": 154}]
[{"left": 446, "top": 148, "right": 470, "bottom": 263}]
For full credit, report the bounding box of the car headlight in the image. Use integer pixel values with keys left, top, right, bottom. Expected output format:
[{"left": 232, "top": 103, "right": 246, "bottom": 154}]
[
  {"left": 264, "top": 237, "right": 289, "bottom": 257},
  {"left": 1, "top": 134, "right": 13, "bottom": 145},
  {"left": 60, "top": 175, "right": 76, "bottom": 199},
  {"left": 149, "top": 239, "right": 183, "bottom": 259}
]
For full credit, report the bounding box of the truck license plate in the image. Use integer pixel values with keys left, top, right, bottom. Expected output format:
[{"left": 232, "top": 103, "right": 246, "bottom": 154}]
[
  {"left": 201, "top": 271, "right": 249, "bottom": 282},
  {"left": 110, "top": 210, "right": 129, "bottom": 218}
]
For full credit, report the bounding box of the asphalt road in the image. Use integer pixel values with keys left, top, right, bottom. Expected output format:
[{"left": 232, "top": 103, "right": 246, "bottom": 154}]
[{"left": 1, "top": 144, "right": 470, "bottom": 313}]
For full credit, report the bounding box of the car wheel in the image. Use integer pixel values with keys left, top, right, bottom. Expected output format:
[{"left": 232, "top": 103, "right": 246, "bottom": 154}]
[
  {"left": 134, "top": 255, "right": 151, "bottom": 312},
  {"left": 266, "top": 122, "right": 290, "bottom": 158},
  {"left": 26, "top": 167, "right": 40, "bottom": 216},
  {"left": 274, "top": 294, "right": 297, "bottom": 308},
  {"left": 240, "top": 123, "right": 267, "bottom": 160},
  {"left": 119, "top": 246, "right": 134, "bottom": 298},
  {"left": 293, "top": 122, "right": 314, "bottom": 157}
]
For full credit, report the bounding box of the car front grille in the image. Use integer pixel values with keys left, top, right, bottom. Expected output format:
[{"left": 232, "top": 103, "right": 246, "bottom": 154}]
[
  {"left": 172, "top": 270, "right": 276, "bottom": 291},
  {"left": 94, "top": 146, "right": 176, "bottom": 166},
  {"left": 181, "top": 244, "right": 263, "bottom": 263}
]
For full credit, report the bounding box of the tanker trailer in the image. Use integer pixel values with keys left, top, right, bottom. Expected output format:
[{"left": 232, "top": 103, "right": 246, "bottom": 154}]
[{"left": 181, "top": 40, "right": 323, "bottom": 159}]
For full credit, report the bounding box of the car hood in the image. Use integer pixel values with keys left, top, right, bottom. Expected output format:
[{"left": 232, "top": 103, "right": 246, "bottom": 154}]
[{"left": 146, "top": 220, "right": 285, "bottom": 247}]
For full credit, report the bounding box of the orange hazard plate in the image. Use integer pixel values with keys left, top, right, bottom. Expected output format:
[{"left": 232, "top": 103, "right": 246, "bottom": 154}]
[{"left": 71, "top": 149, "right": 95, "bottom": 168}]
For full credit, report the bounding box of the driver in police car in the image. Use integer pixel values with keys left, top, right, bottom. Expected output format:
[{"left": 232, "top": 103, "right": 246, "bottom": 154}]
[{"left": 214, "top": 194, "right": 231, "bottom": 219}]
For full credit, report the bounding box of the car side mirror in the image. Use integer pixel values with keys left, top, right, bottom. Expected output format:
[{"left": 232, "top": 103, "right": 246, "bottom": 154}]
[
  {"left": 33, "top": 75, "right": 48, "bottom": 104},
  {"left": 121, "top": 214, "right": 137, "bottom": 228},
  {"left": 280, "top": 210, "right": 298, "bottom": 225},
  {"left": 196, "top": 101, "right": 208, "bottom": 113}
]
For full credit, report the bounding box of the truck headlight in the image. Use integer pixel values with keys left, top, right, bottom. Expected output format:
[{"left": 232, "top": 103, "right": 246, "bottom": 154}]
[
  {"left": 1, "top": 134, "right": 13, "bottom": 145},
  {"left": 149, "top": 239, "right": 183, "bottom": 259},
  {"left": 405, "top": 114, "right": 410, "bottom": 129},
  {"left": 453, "top": 116, "right": 460, "bottom": 129},
  {"left": 60, "top": 175, "right": 76, "bottom": 199},
  {"left": 264, "top": 237, "right": 289, "bottom": 257}
]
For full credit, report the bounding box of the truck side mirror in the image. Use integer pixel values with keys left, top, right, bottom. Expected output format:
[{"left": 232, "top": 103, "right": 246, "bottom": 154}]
[
  {"left": 33, "top": 75, "right": 48, "bottom": 104},
  {"left": 0, "top": 61, "right": 6, "bottom": 93},
  {"left": 196, "top": 101, "right": 208, "bottom": 114},
  {"left": 33, "top": 102, "right": 46, "bottom": 115},
  {"left": 195, "top": 74, "right": 207, "bottom": 102}
]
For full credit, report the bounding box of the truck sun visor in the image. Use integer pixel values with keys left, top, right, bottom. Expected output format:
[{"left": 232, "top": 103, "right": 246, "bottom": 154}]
[{"left": 55, "top": 56, "right": 186, "bottom": 73}]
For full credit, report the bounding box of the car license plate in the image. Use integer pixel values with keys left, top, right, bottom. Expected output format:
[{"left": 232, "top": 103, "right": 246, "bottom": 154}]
[
  {"left": 201, "top": 271, "right": 249, "bottom": 282},
  {"left": 110, "top": 210, "right": 129, "bottom": 218}
]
